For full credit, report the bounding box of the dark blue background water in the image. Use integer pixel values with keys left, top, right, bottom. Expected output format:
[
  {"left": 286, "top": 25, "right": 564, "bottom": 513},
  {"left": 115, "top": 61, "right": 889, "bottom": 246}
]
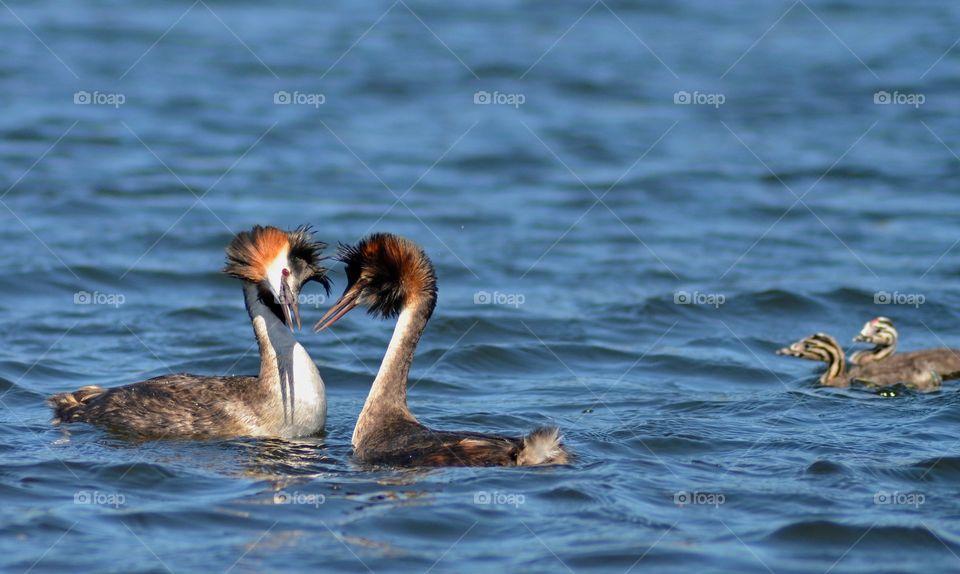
[{"left": 3, "top": 1, "right": 960, "bottom": 572}]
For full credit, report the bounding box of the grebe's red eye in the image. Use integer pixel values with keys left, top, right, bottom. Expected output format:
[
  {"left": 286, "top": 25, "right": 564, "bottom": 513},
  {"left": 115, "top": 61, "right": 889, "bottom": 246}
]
[{"left": 282, "top": 268, "right": 290, "bottom": 277}]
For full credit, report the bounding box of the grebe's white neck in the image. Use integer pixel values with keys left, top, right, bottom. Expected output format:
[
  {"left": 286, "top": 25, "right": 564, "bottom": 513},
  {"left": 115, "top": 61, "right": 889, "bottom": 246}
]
[
  {"left": 244, "top": 283, "right": 326, "bottom": 437},
  {"left": 352, "top": 304, "right": 427, "bottom": 448}
]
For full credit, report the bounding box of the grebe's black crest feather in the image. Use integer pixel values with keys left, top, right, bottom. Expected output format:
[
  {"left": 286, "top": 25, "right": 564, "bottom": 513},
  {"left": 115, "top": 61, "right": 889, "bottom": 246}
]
[{"left": 289, "top": 225, "right": 332, "bottom": 294}]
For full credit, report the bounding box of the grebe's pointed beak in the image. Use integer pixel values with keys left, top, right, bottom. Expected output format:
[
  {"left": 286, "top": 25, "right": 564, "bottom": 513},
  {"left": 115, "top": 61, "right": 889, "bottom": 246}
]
[
  {"left": 314, "top": 287, "right": 361, "bottom": 332},
  {"left": 776, "top": 342, "right": 801, "bottom": 356},
  {"left": 853, "top": 334, "right": 869, "bottom": 343},
  {"left": 279, "top": 272, "right": 301, "bottom": 331}
]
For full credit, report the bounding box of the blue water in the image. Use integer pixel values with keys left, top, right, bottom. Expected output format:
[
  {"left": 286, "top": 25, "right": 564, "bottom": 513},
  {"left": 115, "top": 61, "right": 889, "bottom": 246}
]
[{"left": 3, "top": 0, "right": 960, "bottom": 572}]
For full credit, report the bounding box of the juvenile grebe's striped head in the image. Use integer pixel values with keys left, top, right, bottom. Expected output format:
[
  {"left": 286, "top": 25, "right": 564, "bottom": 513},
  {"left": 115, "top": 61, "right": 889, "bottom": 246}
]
[
  {"left": 314, "top": 233, "right": 437, "bottom": 331},
  {"left": 853, "top": 316, "right": 897, "bottom": 346},
  {"left": 776, "top": 333, "right": 845, "bottom": 382},
  {"left": 224, "top": 225, "right": 330, "bottom": 330}
]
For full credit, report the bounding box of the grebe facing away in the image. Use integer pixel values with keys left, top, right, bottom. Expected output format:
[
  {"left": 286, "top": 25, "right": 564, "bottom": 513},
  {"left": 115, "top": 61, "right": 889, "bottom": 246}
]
[
  {"left": 314, "top": 233, "right": 569, "bottom": 467},
  {"left": 49, "top": 225, "right": 331, "bottom": 440}
]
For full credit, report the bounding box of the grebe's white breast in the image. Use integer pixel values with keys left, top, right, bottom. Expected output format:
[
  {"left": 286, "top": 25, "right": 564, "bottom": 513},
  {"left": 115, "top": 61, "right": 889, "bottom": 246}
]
[
  {"left": 283, "top": 339, "right": 326, "bottom": 436},
  {"left": 253, "top": 302, "right": 327, "bottom": 437}
]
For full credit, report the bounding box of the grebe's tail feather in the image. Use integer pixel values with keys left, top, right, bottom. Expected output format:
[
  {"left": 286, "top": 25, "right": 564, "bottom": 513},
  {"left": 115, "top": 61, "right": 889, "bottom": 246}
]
[
  {"left": 48, "top": 386, "right": 105, "bottom": 424},
  {"left": 517, "top": 426, "right": 569, "bottom": 466}
]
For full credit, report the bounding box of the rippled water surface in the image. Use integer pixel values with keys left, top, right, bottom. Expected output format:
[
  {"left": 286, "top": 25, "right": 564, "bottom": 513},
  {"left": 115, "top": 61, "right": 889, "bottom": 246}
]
[{"left": 3, "top": 1, "right": 960, "bottom": 572}]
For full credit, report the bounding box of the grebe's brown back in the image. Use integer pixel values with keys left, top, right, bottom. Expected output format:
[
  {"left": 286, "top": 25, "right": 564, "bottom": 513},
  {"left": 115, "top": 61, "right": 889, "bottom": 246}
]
[
  {"left": 315, "top": 233, "right": 569, "bottom": 467},
  {"left": 48, "top": 225, "right": 331, "bottom": 440}
]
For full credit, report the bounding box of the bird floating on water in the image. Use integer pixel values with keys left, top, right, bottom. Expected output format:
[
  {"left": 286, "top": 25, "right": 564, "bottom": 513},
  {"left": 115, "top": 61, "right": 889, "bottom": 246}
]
[
  {"left": 49, "top": 225, "right": 331, "bottom": 440},
  {"left": 776, "top": 332, "right": 950, "bottom": 392},
  {"left": 315, "top": 232, "right": 569, "bottom": 467}
]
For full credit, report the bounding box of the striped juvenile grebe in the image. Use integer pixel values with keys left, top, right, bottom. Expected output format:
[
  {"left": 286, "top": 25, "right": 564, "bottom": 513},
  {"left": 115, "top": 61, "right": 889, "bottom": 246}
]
[
  {"left": 851, "top": 316, "right": 960, "bottom": 376},
  {"left": 314, "top": 233, "right": 569, "bottom": 467},
  {"left": 776, "top": 333, "right": 942, "bottom": 392},
  {"left": 850, "top": 316, "right": 897, "bottom": 365},
  {"left": 48, "top": 225, "right": 331, "bottom": 439}
]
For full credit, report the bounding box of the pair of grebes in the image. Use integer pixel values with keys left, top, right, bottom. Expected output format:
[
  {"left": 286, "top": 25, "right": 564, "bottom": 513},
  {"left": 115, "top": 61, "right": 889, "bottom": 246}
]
[
  {"left": 778, "top": 317, "right": 960, "bottom": 392},
  {"left": 49, "top": 226, "right": 568, "bottom": 467}
]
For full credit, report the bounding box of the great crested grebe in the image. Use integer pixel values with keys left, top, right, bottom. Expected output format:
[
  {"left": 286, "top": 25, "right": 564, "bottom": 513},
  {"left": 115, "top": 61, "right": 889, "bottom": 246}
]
[
  {"left": 48, "top": 225, "right": 331, "bottom": 439},
  {"left": 850, "top": 317, "right": 897, "bottom": 365},
  {"left": 776, "top": 333, "right": 944, "bottom": 392},
  {"left": 314, "top": 233, "right": 569, "bottom": 467}
]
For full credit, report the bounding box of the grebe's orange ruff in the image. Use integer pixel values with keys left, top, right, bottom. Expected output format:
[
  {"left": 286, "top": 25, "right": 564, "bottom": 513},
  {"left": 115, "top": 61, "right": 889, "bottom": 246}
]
[
  {"left": 315, "top": 233, "right": 569, "bottom": 467},
  {"left": 48, "top": 225, "right": 331, "bottom": 440}
]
